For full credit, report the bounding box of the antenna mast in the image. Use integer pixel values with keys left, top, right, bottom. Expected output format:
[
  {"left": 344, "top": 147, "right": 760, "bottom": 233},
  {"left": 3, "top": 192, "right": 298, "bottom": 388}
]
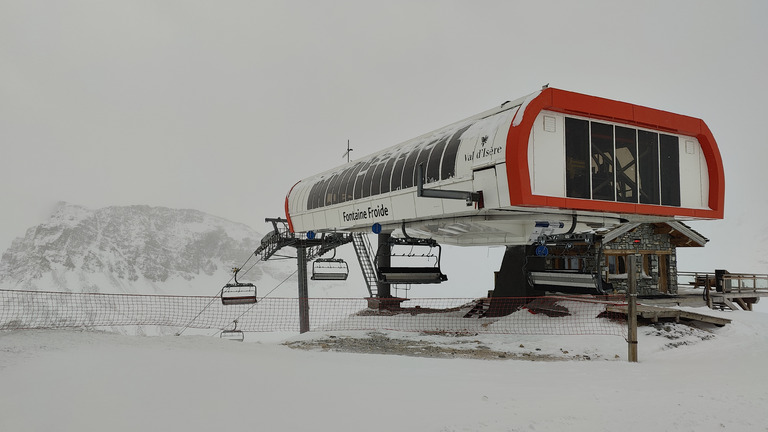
[{"left": 342, "top": 139, "right": 353, "bottom": 163}]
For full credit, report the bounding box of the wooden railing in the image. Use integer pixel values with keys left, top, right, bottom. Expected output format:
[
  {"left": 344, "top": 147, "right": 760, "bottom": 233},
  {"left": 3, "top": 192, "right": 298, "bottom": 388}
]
[
  {"left": 677, "top": 271, "right": 768, "bottom": 310},
  {"left": 678, "top": 271, "right": 717, "bottom": 291},
  {"left": 678, "top": 271, "right": 768, "bottom": 292},
  {"left": 722, "top": 273, "right": 768, "bottom": 293}
]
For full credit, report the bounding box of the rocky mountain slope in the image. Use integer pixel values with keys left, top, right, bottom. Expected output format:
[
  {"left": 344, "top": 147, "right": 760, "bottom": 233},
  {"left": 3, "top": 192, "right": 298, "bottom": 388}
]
[{"left": 0, "top": 202, "right": 292, "bottom": 295}]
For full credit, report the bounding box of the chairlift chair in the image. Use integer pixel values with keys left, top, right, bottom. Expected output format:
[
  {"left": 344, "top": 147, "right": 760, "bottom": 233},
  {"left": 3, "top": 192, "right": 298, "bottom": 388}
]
[
  {"left": 221, "top": 267, "right": 257, "bottom": 305},
  {"left": 528, "top": 271, "right": 613, "bottom": 295},
  {"left": 220, "top": 320, "right": 244, "bottom": 342},
  {"left": 311, "top": 249, "right": 349, "bottom": 281},
  {"left": 377, "top": 237, "right": 447, "bottom": 284},
  {"left": 311, "top": 258, "right": 349, "bottom": 281}
]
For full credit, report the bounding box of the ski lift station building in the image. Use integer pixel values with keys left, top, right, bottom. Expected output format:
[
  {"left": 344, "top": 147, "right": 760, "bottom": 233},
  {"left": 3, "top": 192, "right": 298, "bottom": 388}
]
[{"left": 285, "top": 87, "right": 724, "bottom": 246}]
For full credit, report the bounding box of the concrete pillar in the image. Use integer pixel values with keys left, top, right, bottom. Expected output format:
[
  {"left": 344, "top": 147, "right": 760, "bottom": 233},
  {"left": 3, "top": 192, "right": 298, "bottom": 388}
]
[
  {"left": 375, "top": 232, "right": 391, "bottom": 298},
  {"left": 487, "top": 245, "right": 539, "bottom": 317}
]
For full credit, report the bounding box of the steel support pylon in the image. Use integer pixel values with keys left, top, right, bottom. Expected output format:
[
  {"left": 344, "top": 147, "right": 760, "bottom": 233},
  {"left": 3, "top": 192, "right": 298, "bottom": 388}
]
[{"left": 297, "top": 245, "right": 310, "bottom": 333}]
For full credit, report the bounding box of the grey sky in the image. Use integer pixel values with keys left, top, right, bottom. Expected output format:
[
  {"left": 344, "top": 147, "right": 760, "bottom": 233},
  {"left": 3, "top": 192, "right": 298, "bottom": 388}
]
[{"left": 2, "top": 1, "right": 767, "bottom": 272}]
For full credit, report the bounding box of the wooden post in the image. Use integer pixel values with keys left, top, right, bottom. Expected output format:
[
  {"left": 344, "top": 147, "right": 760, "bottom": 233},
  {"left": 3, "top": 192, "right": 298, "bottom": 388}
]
[
  {"left": 627, "top": 254, "right": 639, "bottom": 362},
  {"left": 704, "top": 274, "right": 712, "bottom": 309}
]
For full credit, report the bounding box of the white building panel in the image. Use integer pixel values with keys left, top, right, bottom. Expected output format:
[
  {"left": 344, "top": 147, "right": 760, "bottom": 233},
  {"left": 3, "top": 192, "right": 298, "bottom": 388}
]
[
  {"left": 325, "top": 205, "right": 341, "bottom": 228},
  {"left": 473, "top": 166, "right": 500, "bottom": 209},
  {"left": 291, "top": 185, "right": 303, "bottom": 213},
  {"left": 495, "top": 163, "right": 511, "bottom": 207},
  {"left": 297, "top": 182, "right": 312, "bottom": 211},
  {"left": 679, "top": 138, "right": 705, "bottom": 209},
  {"left": 333, "top": 197, "right": 396, "bottom": 230},
  {"left": 454, "top": 132, "right": 479, "bottom": 180},
  {"left": 440, "top": 179, "right": 477, "bottom": 215},
  {"left": 530, "top": 111, "right": 566, "bottom": 197},
  {"left": 370, "top": 197, "right": 396, "bottom": 224},
  {"left": 391, "top": 192, "right": 417, "bottom": 220},
  {"left": 311, "top": 209, "right": 327, "bottom": 230},
  {"left": 299, "top": 214, "right": 312, "bottom": 231},
  {"left": 414, "top": 189, "right": 444, "bottom": 219},
  {"left": 465, "top": 107, "right": 516, "bottom": 170},
  {"left": 699, "top": 150, "right": 710, "bottom": 208}
]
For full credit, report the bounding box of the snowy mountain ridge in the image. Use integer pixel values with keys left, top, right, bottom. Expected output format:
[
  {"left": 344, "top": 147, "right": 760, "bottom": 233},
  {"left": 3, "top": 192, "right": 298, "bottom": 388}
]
[{"left": 0, "top": 202, "right": 281, "bottom": 295}]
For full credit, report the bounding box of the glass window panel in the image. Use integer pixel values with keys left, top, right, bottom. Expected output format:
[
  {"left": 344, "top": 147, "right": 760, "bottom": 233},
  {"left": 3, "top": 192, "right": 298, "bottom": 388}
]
[
  {"left": 370, "top": 159, "right": 386, "bottom": 196},
  {"left": 360, "top": 159, "right": 378, "bottom": 198},
  {"left": 390, "top": 151, "right": 408, "bottom": 191},
  {"left": 660, "top": 134, "right": 681, "bottom": 206},
  {"left": 315, "top": 178, "right": 329, "bottom": 208},
  {"left": 401, "top": 148, "right": 421, "bottom": 189},
  {"left": 353, "top": 160, "right": 374, "bottom": 200},
  {"left": 344, "top": 163, "right": 364, "bottom": 202},
  {"left": 440, "top": 124, "right": 473, "bottom": 180},
  {"left": 305, "top": 183, "right": 315, "bottom": 210},
  {"left": 380, "top": 156, "right": 396, "bottom": 194},
  {"left": 319, "top": 178, "right": 333, "bottom": 208},
  {"left": 590, "top": 122, "right": 615, "bottom": 201},
  {"left": 607, "top": 255, "right": 627, "bottom": 275},
  {"left": 331, "top": 172, "right": 346, "bottom": 205},
  {"left": 638, "top": 130, "right": 660, "bottom": 205},
  {"left": 426, "top": 136, "right": 449, "bottom": 183},
  {"left": 309, "top": 181, "right": 320, "bottom": 210},
  {"left": 335, "top": 166, "right": 355, "bottom": 203},
  {"left": 412, "top": 139, "right": 437, "bottom": 186},
  {"left": 307, "top": 180, "right": 323, "bottom": 210},
  {"left": 615, "top": 126, "right": 638, "bottom": 203},
  {"left": 565, "top": 117, "right": 591, "bottom": 199},
  {"left": 325, "top": 174, "right": 341, "bottom": 206}
]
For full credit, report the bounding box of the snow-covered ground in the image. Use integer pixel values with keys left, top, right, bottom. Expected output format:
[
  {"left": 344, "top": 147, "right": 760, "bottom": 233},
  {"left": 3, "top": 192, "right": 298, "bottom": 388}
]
[{"left": 1, "top": 306, "right": 767, "bottom": 432}]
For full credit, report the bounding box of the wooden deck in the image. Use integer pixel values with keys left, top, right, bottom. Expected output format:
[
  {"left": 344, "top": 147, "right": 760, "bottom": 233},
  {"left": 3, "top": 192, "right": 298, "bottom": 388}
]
[{"left": 606, "top": 304, "right": 731, "bottom": 326}]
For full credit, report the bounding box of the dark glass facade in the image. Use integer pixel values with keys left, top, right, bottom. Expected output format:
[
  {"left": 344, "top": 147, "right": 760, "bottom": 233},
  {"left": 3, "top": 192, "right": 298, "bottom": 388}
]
[
  {"left": 565, "top": 117, "right": 681, "bottom": 207},
  {"left": 565, "top": 118, "right": 590, "bottom": 199}
]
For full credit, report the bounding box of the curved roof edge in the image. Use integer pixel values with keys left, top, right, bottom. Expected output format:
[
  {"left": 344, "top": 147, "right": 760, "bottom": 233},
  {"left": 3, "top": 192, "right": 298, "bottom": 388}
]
[
  {"left": 285, "top": 181, "right": 300, "bottom": 233},
  {"left": 505, "top": 87, "right": 725, "bottom": 220}
]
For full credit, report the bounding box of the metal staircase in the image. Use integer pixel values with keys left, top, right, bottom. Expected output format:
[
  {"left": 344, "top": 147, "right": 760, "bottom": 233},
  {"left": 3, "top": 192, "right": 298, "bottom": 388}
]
[
  {"left": 254, "top": 218, "right": 352, "bottom": 262},
  {"left": 254, "top": 228, "right": 291, "bottom": 261},
  {"left": 352, "top": 232, "right": 379, "bottom": 297}
]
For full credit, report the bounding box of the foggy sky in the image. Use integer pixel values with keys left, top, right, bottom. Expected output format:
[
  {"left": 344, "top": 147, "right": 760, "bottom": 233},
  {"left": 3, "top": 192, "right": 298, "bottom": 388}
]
[{"left": 2, "top": 0, "right": 767, "bottom": 273}]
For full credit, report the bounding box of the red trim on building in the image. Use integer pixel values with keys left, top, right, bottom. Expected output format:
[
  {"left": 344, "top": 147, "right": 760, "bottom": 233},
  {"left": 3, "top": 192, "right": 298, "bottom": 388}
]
[
  {"left": 505, "top": 88, "right": 725, "bottom": 219},
  {"left": 285, "top": 181, "right": 301, "bottom": 233}
]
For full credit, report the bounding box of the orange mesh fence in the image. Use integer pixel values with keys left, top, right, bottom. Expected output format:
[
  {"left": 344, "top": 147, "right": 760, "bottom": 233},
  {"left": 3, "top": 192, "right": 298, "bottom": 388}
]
[{"left": 0, "top": 289, "right": 627, "bottom": 337}]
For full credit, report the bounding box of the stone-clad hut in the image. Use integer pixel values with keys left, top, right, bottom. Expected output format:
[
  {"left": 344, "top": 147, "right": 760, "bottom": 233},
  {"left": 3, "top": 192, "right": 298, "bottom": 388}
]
[
  {"left": 498, "top": 221, "right": 709, "bottom": 298},
  {"left": 598, "top": 222, "right": 708, "bottom": 296}
]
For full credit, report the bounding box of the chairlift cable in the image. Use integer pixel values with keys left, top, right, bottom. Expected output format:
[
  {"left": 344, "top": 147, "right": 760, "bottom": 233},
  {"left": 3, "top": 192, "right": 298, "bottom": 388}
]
[
  {"left": 234, "top": 254, "right": 263, "bottom": 280},
  {"left": 176, "top": 252, "right": 262, "bottom": 336},
  {"left": 175, "top": 289, "right": 222, "bottom": 336},
  {"left": 212, "top": 268, "right": 299, "bottom": 337}
]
